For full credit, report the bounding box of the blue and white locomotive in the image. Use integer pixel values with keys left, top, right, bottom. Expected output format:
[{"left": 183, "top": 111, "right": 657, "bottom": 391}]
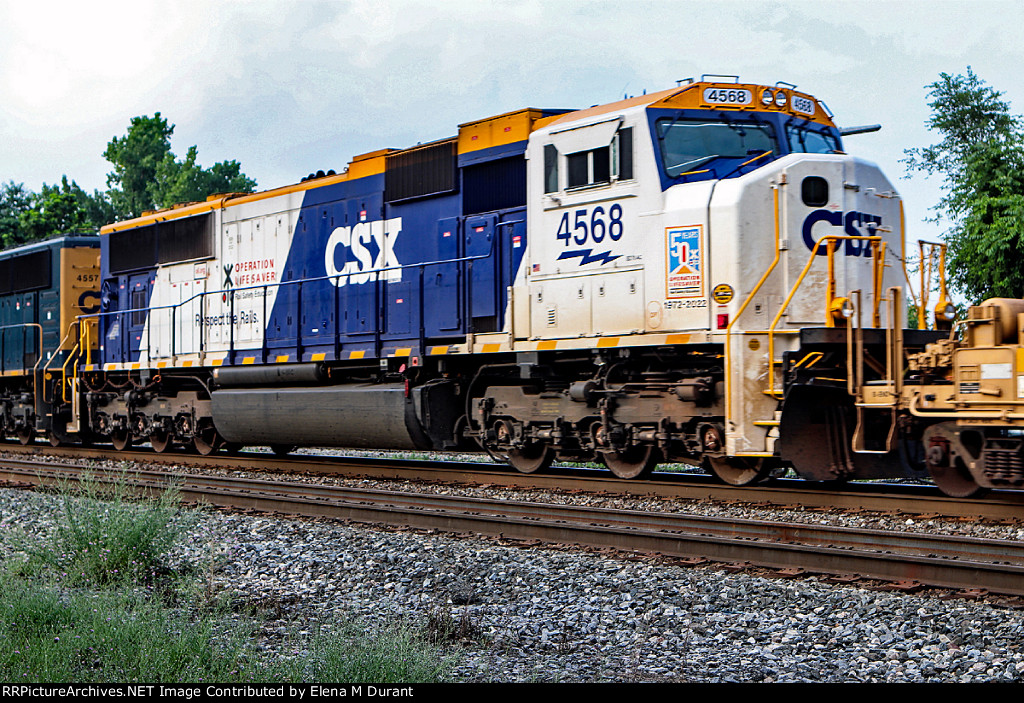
[{"left": 70, "top": 77, "right": 939, "bottom": 485}]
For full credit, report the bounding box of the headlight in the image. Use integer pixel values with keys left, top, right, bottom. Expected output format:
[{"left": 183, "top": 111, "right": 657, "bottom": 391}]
[
  {"left": 761, "top": 89, "right": 774, "bottom": 106},
  {"left": 830, "top": 296, "right": 854, "bottom": 324},
  {"left": 936, "top": 302, "right": 956, "bottom": 322},
  {"left": 774, "top": 91, "right": 788, "bottom": 108}
]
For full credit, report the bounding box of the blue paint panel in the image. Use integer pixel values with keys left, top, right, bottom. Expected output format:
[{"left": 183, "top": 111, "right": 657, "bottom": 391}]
[
  {"left": 383, "top": 193, "right": 461, "bottom": 340},
  {"left": 465, "top": 214, "right": 497, "bottom": 321},
  {"left": 101, "top": 272, "right": 156, "bottom": 364},
  {"left": 263, "top": 155, "right": 532, "bottom": 355},
  {"left": 430, "top": 217, "right": 461, "bottom": 333},
  {"left": 266, "top": 173, "right": 480, "bottom": 358},
  {"left": 457, "top": 140, "right": 528, "bottom": 167}
]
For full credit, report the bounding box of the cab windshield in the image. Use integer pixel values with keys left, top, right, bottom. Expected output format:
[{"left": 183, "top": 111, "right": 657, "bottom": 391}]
[
  {"left": 786, "top": 123, "right": 841, "bottom": 153},
  {"left": 656, "top": 118, "right": 777, "bottom": 178}
]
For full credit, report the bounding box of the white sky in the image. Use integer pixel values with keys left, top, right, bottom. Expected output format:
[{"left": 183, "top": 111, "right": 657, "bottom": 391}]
[{"left": 2, "top": 0, "right": 1022, "bottom": 243}]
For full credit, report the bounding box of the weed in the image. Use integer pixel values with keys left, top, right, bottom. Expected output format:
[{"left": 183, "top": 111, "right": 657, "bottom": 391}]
[
  {"left": 425, "top": 604, "right": 484, "bottom": 646},
  {"left": 554, "top": 627, "right": 577, "bottom": 654},
  {"left": 0, "top": 473, "right": 463, "bottom": 682},
  {"left": 273, "top": 621, "right": 455, "bottom": 683},
  {"left": 27, "top": 469, "right": 188, "bottom": 587},
  {"left": 0, "top": 569, "right": 256, "bottom": 682}
]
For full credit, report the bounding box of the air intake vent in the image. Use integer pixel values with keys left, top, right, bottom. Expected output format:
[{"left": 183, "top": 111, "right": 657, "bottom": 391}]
[{"left": 385, "top": 139, "right": 457, "bottom": 203}]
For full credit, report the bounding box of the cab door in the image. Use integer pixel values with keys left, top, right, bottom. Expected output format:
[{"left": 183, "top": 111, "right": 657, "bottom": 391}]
[{"left": 126, "top": 273, "right": 152, "bottom": 361}]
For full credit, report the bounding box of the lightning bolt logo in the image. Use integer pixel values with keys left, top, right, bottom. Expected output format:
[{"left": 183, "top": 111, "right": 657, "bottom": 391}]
[{"left": 557, "top": 249, "right": 621, "bottom": 266}]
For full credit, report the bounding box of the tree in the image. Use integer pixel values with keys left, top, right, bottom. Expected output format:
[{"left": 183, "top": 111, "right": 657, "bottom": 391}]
[
  {"left": 104, "top": 114, "right": 256, "bottom": 220},
  {"left": 103, "top": 113, "right": 175, "bottom": 220},
  {"left": 18, "top": 177, "right": 116, "bottom": 244},
  {"left": 152, "top": 146, "right": 256, "bottom": 208},
  {"left": 0, "top": 181, "right": 33, "bottom": 247},
  {"left": 0, "top": 177, "right": 115, "bottom": 247},
  {"left": 904, "top": 68, "right": 1024, "bottom": 302}
]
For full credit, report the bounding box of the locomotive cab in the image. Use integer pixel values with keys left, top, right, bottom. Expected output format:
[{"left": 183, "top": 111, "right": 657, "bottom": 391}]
[{"left": 517, "top": 79, "right": 912, "bottom": 481}]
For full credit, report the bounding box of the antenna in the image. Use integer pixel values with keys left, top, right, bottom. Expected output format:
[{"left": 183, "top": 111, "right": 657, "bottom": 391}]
[{"left": 840, "top": 124, "right": 882, "bottom": 136}]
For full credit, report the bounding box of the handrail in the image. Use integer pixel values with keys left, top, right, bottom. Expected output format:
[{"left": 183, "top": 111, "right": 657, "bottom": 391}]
[
  {"left": 917, "top": 240, "right": 950, "bottom": 329},
  {"left": 60, "top": 340, "right": 81, "bottom": 403},
  {"left": 79, "top": 221, "right": 512, "bottom": 365},
  {"left": 765, "top": 234, "right": 883, "bottom": 399},
  {"left": 43, "top": 321, "right": 80, "bottom": 403}
]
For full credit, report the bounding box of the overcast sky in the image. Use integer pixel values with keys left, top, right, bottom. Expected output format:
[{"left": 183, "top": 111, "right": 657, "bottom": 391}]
[{"left": 2, "top": 0, "right": 1022, "bottom": 242}]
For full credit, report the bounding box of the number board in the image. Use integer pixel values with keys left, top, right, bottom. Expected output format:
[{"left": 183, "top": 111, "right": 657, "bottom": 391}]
[
  {"left": 702, "top": 88, "right": 752, "bottom": 106},
  {"left": 792, "top": 95, "right": 816, "bottom": 116}
]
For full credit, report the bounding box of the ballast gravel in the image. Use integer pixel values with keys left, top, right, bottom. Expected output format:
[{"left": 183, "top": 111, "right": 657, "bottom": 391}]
[{"left": 2, "top": 486, "right": 1024, "bottom": 682}]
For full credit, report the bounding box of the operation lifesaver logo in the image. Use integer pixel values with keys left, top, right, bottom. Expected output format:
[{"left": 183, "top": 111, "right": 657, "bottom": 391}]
[{"left": 666, "top": 225, "right": 703, "bottom": 299}]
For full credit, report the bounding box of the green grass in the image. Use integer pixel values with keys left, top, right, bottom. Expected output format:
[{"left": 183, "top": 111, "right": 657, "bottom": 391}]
[
  {"left": 0, "top": 471, "right": 457, "bottom": 683},
  {"left": 21, "top": 469, "right": 186, "bottom": 586},
  {"left": 277, "top": 622, "right": 456, "bottom": 683},
  {"left": 0, "top": 575, "right": 255, "bottom": 682}
]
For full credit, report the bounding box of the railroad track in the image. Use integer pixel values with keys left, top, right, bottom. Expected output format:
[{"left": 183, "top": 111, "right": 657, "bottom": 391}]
[
  {"left": 5, "top": 443, "right": 1024, "bottom": 522},
  {"left": 3, "top": 454, "right": 1024, "bottom": 597}
]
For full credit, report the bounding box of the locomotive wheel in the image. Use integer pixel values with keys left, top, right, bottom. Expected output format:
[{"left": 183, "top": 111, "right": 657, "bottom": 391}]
[
  {"left": 704, "top": 455, "right": 774, "bottom": 486},
  {"left": 193, "top": 426, "right": 220, "bottom": 456},
  {"left": 600, "top": 445, "right": 659, "bottom": 479},
  {"left": 49, "top": 432, "right": 62, "bottom": 447},
  {"left": 928, "top": 457, "right": 988, "bottom": 498},
  {"left": 150, "top": 429, "right": 172, "bottom": 453},
  {"left": 507, "top": 442, "right": 554, "bottom": 474},
  {"left": 111, "top": 429, "right": 132, "bottom": 451},
  {"left": 271, "top": 444, "right": 296, "bottom": 457},
  {"left": 16, "top": 427, "right": 34, "bottom": 446}
]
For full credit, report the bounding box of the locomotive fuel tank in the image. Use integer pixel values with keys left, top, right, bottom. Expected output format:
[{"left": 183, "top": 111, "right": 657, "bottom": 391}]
[{"left": 210, "top": 380, "right": 461, "bottom": 451}]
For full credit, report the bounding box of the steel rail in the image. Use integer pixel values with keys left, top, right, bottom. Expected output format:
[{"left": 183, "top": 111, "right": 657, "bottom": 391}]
[
  {"left": 3, "top": 443, "right": 1024, "bottom": 522},
  {"left": 3, "top": 458, "right": 1024, "bottom": 597}
]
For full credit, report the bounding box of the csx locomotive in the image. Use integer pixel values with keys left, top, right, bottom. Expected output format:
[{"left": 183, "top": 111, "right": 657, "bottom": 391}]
[{"left": 10, "top": 77, "right": 1021, "bottom": 498}]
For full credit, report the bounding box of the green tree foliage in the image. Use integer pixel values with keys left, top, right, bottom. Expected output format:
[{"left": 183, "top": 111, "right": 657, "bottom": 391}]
[
  {"left": 103, "top": 113, "right": 175, "bottom": 219},
  {"left": 104, "top": 114, "right": 255, "bottom": 220},
  {"left": 153, "top": 145, "right": 255, "bottom": 209},
  {"left": 0, "top": 177, "right": 111, "bottom": 248},
  {"left": 0, "top": 181, "right": 33, "bottom": 247},
  {"left": 4, "top": 114, "right": 255, "bottom": 248},
  {"left": 904, "top": 68, "right": 1024, "bottom": 302}
]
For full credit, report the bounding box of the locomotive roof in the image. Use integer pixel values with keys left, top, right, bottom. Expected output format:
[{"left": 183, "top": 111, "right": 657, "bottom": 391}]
[
  {"left": 0, "top": 233, "right": 99, "bottom": 259},
  {"left": 100, "top": 81, "right": 834, "bottom": 235}
]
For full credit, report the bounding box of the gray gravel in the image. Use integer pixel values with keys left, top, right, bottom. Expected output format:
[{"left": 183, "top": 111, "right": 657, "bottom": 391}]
[{"left": 2, "top": 485, "right": 1024, "bottom": 682}]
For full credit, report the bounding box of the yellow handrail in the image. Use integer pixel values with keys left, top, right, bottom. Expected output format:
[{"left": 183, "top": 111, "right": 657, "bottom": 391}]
[
  {"left": 60, "top": 342, "right": 81, "bottom": 403},
  {"left": 765, "top": 234, "right": 883, "bottom": 399},
  {"left": 871, "top": 240, "right": 887, "bottom": 328},
  {"left": 916, "top": 241, "right": 950, "bottom": 329},
  {"left": 43, "top": 321, "right": 80, "bottom": 404}
]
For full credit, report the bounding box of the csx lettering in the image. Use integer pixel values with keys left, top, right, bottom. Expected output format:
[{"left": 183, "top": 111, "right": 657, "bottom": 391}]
[
  {"left": 801, "top": 209, "right": 883, "bottom": 256},
  {"left": 325, "top": 218, "right": 402, "bottom": 287}
]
